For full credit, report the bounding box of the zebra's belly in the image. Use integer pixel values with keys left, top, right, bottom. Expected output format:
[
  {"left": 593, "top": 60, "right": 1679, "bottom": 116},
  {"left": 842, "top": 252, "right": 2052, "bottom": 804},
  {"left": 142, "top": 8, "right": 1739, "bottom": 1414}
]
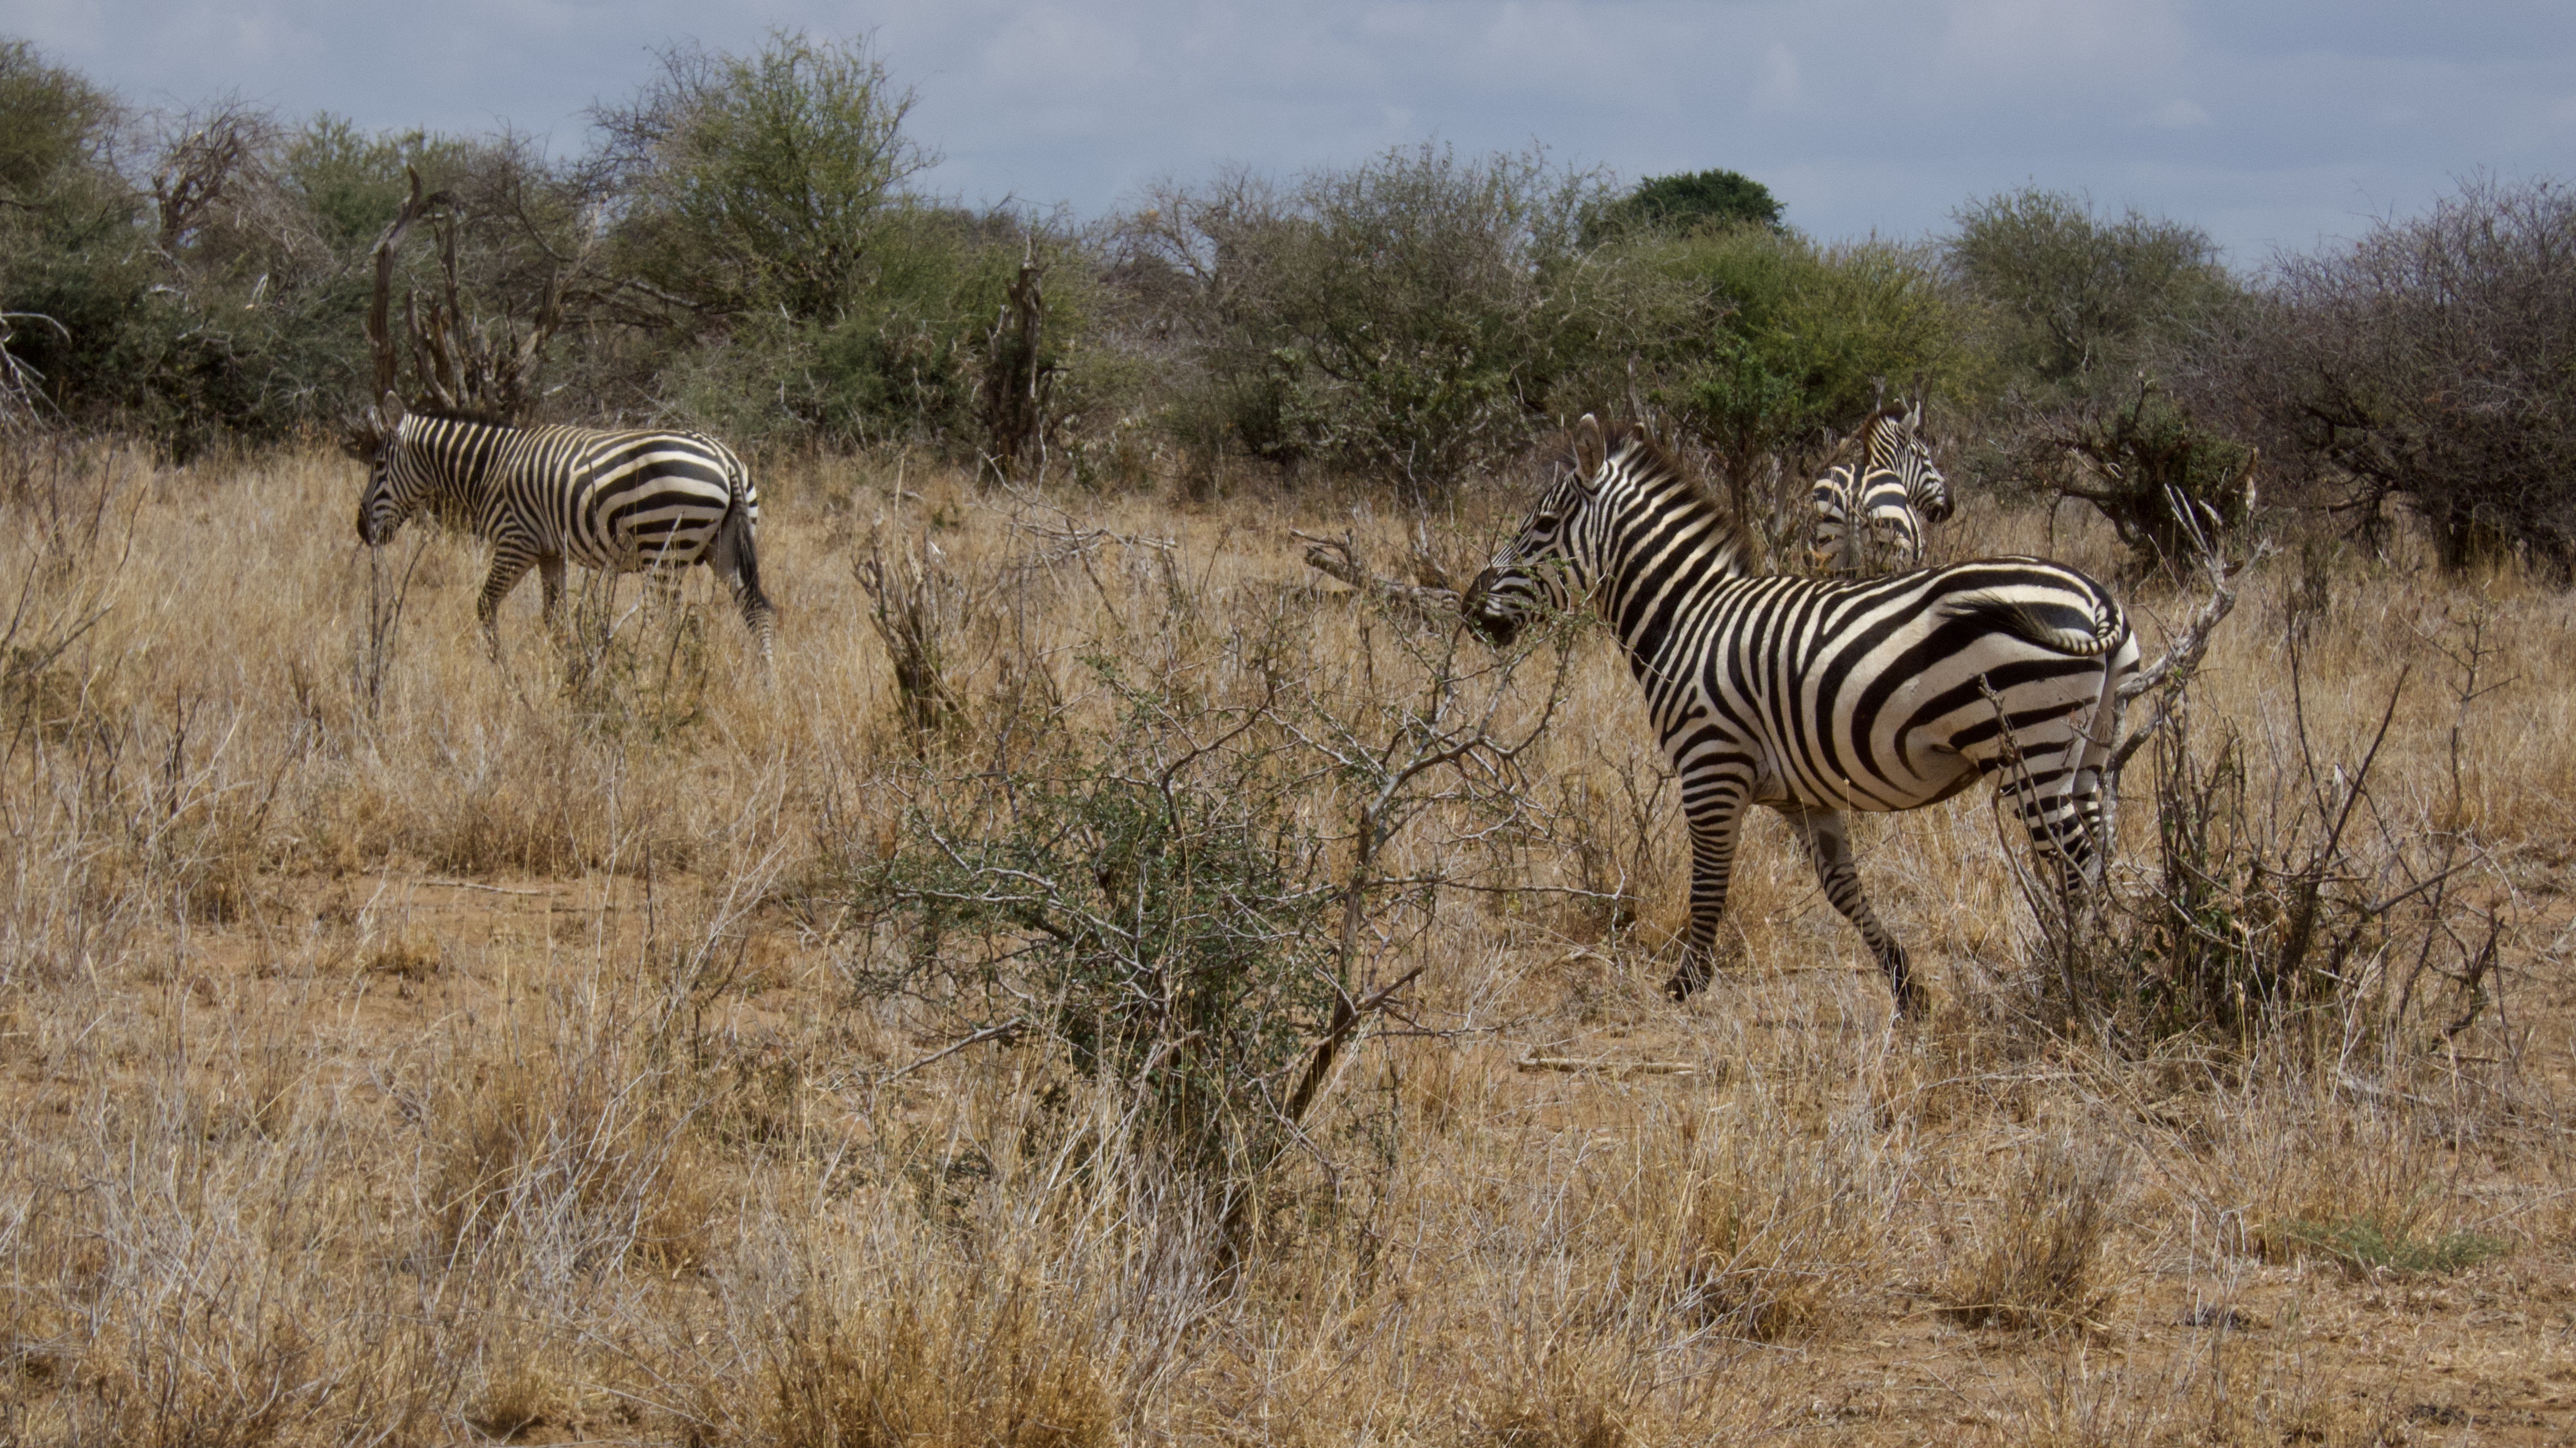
[
  {"left": 582, "top": 515, "right": 724, "bottom": 572},
  {"left": 1742, "top": 730, "right": 1979, "bottom": 815}
]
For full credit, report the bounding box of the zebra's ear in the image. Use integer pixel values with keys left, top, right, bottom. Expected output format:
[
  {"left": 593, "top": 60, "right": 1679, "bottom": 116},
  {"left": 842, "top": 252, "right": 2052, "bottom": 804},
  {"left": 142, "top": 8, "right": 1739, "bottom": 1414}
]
[
  {"left": 1572, "top": 414, "right": 1606, "bottom": 489},
  {"left": 375, "top": 390, "right": 407, "bottom": 433}
]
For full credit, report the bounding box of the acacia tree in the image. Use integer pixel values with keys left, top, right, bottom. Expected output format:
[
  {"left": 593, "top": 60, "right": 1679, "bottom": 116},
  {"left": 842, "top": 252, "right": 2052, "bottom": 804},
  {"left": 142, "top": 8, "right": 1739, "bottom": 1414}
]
[
  {"left": 1581, "top": 167, "right": 1782, "bottom": 244},
  {"left": 591, "top": 29, "right": 931, "bottom": 327},
  {"left": 1624, "top": 226, "right": 1979, "bottom": 552},
  {"left": 1947, "top": 188, "right": 2253, "bottom": 565}
]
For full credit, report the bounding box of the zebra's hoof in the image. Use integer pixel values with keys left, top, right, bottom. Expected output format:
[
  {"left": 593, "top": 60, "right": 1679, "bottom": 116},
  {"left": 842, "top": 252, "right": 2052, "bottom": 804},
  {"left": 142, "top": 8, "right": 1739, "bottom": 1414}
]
[{"left": 1663, "top": 972, "right": 1700, "bottom": 1003}]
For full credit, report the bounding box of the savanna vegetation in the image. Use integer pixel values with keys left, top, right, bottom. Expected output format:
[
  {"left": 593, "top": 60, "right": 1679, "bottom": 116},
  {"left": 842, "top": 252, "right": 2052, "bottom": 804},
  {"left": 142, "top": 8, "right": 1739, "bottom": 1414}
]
[{"left": 3, "top": 28, "right": 2572, "bottom": 1446}]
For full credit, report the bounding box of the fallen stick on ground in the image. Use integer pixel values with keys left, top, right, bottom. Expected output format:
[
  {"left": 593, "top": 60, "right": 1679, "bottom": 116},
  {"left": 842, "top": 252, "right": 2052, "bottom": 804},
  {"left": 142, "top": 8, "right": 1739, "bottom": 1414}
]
[{"left": 1516, "top": 1054, "right": 1699, "bottom": 1079}]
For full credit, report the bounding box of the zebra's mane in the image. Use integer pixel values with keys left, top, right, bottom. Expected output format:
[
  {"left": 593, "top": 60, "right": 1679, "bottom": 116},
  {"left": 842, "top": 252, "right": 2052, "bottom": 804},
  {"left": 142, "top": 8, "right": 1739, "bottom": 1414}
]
[
  {"left": 405, "top": 404, "right": 520, "bottom": 428},
  {"left": 1598, "top": 425, "right": 1759, "bottom": 559}
]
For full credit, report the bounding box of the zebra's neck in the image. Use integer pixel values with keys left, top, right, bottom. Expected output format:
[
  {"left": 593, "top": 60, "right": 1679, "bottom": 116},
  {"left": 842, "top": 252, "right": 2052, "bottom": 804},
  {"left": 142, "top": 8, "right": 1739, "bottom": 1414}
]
[
  {"left": 1862, "top": 416, "right": 1906, "bottom": 471},
  {"left": 399, "top": 416, "right": 529, "bottom": 511},
  {"left": 1583, "top": 460, "right": 1756, "bottom": 665}
]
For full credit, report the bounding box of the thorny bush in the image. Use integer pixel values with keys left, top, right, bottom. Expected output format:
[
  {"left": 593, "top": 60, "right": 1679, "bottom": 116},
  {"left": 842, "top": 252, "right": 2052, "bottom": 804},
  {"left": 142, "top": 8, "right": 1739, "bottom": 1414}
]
[{"left": 844, "top": 564, "right": 1567, "bottom": 1229}]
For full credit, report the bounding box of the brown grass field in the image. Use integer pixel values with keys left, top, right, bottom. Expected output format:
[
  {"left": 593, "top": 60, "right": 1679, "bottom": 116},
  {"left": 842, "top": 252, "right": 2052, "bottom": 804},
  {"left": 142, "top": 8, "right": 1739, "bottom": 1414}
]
[{"left": 1, "top": 438, "right": 2571, "bottom": 1446}]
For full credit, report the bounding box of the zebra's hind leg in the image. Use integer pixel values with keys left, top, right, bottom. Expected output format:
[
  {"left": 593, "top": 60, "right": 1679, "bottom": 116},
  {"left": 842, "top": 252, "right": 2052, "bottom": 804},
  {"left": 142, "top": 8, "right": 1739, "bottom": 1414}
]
[
  {"left": 538, "top": 555, "right": 567, "bottom": 633},
  {"left": 2001, "top": 770, "right": 2101, "bottom": 903},
  {"left": 710, "top": 505, "right": 776, "bottom": 672},
  {"left": 1666, "top": 776, "right": 1752, "bottom": 1001},
  {"left": 1778, "top": 805, "right": 1925, "bottom": 1019}
]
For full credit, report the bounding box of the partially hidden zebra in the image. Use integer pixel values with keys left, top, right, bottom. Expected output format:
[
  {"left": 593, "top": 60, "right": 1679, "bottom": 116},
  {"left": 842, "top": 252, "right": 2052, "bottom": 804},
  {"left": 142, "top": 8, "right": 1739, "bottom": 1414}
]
[
  {"left": 1807, "top": 401, "right": 1953, "bottom": 575},
  {"left": 1466, "top": 416, "right": 2137, "bottom": 1015},
  {"left": 347, "top": 395, "right": 776, "bottom": 663}
]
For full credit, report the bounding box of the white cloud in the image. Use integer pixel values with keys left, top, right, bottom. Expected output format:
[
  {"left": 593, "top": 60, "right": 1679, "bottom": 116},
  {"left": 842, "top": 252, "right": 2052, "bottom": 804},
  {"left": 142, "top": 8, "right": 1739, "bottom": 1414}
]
[{"left": 2149, "top": 97, "right": 2211, "bottom": 128}]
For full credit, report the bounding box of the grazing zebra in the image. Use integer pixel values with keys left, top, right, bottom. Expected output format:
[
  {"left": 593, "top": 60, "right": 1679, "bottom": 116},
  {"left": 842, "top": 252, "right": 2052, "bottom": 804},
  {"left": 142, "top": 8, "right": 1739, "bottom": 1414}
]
[
  {"left": 1466, "top": 416, "right": 2137, "bottom": 1015},
  {"left": 1808, "top": 403, "right": 1953, "bottom": 575},
  {"left": 347, "top": 395, "right": 776, "bottom": 662}
]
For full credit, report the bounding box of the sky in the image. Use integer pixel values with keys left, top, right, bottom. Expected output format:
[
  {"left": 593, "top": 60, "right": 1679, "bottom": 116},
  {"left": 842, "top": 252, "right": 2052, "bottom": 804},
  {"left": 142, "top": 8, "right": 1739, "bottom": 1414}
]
[{"left": 7, "top": 0, "right": 2573, "bottom": 268}]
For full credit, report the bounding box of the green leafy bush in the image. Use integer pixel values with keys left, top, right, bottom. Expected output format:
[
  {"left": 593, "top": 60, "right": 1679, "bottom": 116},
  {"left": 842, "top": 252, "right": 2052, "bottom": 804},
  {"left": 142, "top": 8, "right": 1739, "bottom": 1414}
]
[{"left": 1119, "top": 146, "right": 1630, "bottom": 494}]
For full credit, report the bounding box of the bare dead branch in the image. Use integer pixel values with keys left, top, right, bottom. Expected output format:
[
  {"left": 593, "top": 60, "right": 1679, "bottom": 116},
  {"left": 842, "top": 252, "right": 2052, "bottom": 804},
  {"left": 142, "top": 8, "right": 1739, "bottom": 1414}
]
[
  {"left": 1292, "top": 529, "right": 1463, "bottom": 623},
  {"left": 365, "top": 168, "right": 449, "bottom": 406}
]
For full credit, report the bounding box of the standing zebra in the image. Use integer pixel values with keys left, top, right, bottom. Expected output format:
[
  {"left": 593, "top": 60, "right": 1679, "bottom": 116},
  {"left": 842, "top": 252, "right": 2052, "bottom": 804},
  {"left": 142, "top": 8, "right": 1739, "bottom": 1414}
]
[
  {"left": 1807, "top": 402, "right": 1954, "bottom": 575},
  {"left": 1466, "top": 416, "right": 2136, "bottom": 1015},
  {"left": 1807, "top": 465, "right": 1926, "bottom": 575},
  {"left": 347, "top": 395, "right": 777, "bottom": 663}
]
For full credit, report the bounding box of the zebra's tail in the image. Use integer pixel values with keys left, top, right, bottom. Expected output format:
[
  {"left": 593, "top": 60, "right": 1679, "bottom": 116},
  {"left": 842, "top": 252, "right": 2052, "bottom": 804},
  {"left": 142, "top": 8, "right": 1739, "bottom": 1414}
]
[
  {"left": 1943, "top": 579, "right": 2128, "bottom": 658},
  {"left": 710, "top": 500, "right": 778, "bottom": 667}
]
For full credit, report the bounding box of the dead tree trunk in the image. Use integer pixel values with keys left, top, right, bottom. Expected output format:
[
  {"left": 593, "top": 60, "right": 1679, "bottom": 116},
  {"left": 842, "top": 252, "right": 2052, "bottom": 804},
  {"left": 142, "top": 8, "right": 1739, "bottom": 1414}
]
[{"left": 977, "top": 252, "right": 1054, "bottom": 484}]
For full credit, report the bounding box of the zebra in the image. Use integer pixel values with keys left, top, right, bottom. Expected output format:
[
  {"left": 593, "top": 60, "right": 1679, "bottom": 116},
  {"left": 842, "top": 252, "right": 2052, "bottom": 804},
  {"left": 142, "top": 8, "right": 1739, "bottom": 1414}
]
[
  {"left": 1806, "top": 465, "right": 1927, "bottom": 575},
  {"left": 347, "top": 395, "right": 776, "bottom": 663},
  {"left": 1465, "top": 416, "right": 2137, "bottom": 1015},
  {"left": 1807, "top": 402, "right": 1953, "bottom": 575}
]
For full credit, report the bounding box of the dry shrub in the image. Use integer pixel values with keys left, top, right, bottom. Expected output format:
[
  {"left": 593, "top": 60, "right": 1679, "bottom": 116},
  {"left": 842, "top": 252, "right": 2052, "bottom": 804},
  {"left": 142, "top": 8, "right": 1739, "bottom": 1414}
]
[
  {"left": 1669, "top": 1112, "right": 1880, "bottom": 1344},
  {"left": 430, "top": 1044, "right": 716, "bottom": 1272},
  {"left": 406, "top": 721, "right": 617, "bottom": 877},
  {"left": 559, "top": 579, "right": 723, "bottom": 742},
  {"left": 1475, "top": 1358, "right": 1627, "bottom": 1448},
  {"left": 465, "top": 1340, "right": 562, "bottom": 1440},
  {"left": 762, "top": 1283, "right": 1114, "bottom": 1448},
  {"left": 364, "top": 926, "right": 442, "bottom": 981},
  {"left": 854, "top": 521, "right": 970, "bottom": 745},
  {"left": 1947, "top": 1138, "right": 2122, "bottom": 1332}
]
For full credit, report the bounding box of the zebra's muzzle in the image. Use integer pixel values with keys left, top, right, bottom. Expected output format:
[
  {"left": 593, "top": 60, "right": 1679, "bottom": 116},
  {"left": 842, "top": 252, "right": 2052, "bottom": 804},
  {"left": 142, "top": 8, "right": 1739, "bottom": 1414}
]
[{"left": 1461, "top": 569, "right": 1522, "bottom": 647}]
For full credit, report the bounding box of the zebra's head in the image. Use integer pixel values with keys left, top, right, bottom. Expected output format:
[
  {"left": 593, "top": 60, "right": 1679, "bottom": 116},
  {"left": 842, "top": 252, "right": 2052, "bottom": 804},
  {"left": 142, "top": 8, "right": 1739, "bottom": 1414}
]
[
  {"left": 1863, "top": 400, "right": 1952, "bottom": 526},
  {"left": 346, "top": 393, "right": 414, "bottom": 547},
  {"left": 1464, "top": 414, "right": 1614, "bottom": 647}
]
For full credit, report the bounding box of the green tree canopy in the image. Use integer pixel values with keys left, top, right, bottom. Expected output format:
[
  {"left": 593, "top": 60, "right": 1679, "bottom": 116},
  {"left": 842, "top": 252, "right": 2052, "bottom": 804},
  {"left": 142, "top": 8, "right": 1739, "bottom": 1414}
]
[
  {"left": 1634, "top": 226, "right": 1979, "bottom": 471},
  {"left": 0, "top": 39, "right": 119, "bottom": 200},
  {"left": 1583, "top": 168, "right": 1782, "bottom": 245},
  {"left": 1948, "top": 187, "right": 2235, "bottom": 398}
]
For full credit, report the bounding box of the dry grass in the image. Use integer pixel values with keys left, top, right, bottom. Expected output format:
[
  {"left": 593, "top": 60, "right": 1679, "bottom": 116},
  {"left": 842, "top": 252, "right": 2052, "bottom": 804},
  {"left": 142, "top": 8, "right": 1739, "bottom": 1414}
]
[{"left": 0, "top": 436, "right": 2570, "bottom": 1444}]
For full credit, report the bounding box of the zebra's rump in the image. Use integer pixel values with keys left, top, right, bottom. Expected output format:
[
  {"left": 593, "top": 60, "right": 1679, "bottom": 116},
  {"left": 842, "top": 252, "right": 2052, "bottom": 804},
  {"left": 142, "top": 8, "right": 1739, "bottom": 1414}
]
[
  {"left": 1929, "top": 559, "right": 2127, "bottom": 657},
  {"left": 556, "top": 434, "right": 742, "bottom": 571},
  {"left": 1663, "top": 559, "right": 2135, "bottom": 815}
]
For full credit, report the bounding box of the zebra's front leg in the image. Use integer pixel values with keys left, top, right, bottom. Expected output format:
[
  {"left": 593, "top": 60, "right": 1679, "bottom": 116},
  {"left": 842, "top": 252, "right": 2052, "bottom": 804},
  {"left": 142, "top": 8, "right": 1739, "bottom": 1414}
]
[
  {"left": 476, "top": 544, "right": 541, "bottom": 659},
  {"left": 1666, "top": 777, "right": 1751, "bottom": 1001},
  {"left": 1779, "top": 805, "right": 1926, "bottom": 1018}
]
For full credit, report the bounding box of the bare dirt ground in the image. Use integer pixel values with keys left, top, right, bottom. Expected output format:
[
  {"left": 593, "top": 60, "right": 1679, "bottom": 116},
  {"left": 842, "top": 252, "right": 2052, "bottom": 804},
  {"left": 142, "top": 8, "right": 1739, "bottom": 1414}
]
[{"left": 2, "top": 440, "right": 2570, "bottom": 1445}]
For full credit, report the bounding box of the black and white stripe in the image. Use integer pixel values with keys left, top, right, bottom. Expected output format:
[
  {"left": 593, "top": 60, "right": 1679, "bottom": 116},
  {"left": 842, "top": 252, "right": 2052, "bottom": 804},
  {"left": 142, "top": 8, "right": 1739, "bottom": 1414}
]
[
  {"left": 1468, "top": 416, "right": 2136, "bottom": 1014},
  {"left": 353, "top": 400, "right": 776, "bottom": 661},
  {"left": 1808, "top": 403, "right": 1953, "bottom": 575},
  {"left": 1807, "top": 465, "right": 1927, "bottom": 574}
]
